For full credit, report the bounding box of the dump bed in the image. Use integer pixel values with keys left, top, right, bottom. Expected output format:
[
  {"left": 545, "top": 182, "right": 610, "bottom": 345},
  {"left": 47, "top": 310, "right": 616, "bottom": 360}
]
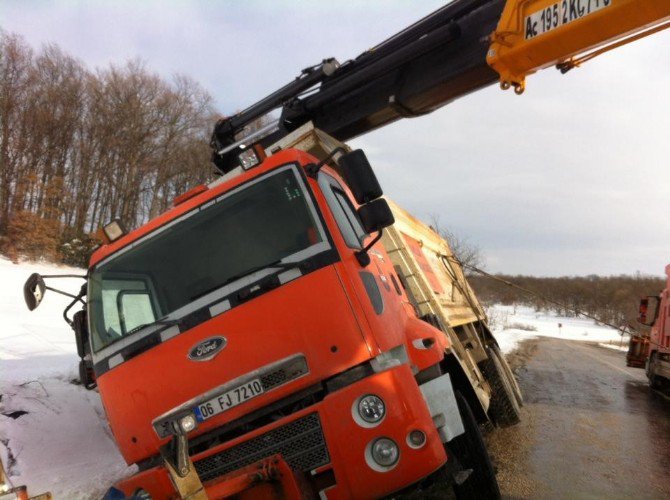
[
  {"left": 268, "top": 122, "right": 497, "bottom": 410},
  {"left": 381, "top": 199, "right": 485, "bottom": 329},
  {"left": 381, "top": 199, "right": 492, "bottom": 395}
]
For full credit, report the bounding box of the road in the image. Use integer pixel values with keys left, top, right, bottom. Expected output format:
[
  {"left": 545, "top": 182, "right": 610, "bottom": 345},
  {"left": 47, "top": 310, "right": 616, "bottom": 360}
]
[{"left": 487, "top": 338, "right": 670, "bottom": 499}]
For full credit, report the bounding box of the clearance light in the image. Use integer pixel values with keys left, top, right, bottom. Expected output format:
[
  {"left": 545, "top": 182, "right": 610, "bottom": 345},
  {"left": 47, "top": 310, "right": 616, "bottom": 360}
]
[
  {"left": 370, "top": 438, "right": 399, "bottom": 467},
  {"left": 102, "top": 219, "right": 126, "bottom": 242},
  {"left": 358, "top": 395, "right": 385, "bottom": 424},
  {"left": 179, "top": 414, "right": 198, "bottom": 434}
]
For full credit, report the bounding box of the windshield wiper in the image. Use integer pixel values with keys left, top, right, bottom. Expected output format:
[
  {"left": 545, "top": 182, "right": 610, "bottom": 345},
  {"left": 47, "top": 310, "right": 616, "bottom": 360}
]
[
  {"left": 190, "top": 260, "right": 300, "bottom": 301},
  {"left": 126, "top": 318, "right": 180, "bottom": 336}
]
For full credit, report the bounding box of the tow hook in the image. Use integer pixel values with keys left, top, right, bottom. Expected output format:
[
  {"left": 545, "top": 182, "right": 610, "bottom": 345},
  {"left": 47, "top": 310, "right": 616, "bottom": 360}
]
[
  {"left": 165, "top": 433, "right": 191, "bottom": 477},
  {"left": 160, "top": 427, "right": 206, "bottom": 499}
]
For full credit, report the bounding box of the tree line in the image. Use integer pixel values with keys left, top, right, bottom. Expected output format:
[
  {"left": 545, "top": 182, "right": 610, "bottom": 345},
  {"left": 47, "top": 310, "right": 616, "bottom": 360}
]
[
  {"left": 468, "top": 273, "right": 665, "bottom": 329},
  {"left": 0, "top": 31, "right": 218, "bottom": 264}
]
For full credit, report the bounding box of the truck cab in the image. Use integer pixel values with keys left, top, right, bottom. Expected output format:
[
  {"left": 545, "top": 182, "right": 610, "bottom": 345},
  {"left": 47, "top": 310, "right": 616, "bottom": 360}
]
[
  {"left": 66, "top": 139, "right": 486, "bottom": 498},
  {"left": 633, "top": 264, "right": 670, "bottom": 389}
]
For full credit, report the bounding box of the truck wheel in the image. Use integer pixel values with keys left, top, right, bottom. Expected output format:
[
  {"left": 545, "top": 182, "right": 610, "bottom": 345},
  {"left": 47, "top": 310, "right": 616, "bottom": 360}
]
[
  {"left": 647, "top": 353, "right": 661, "bottom": 388},
  {"left": 645, "top": 352, "right": 653, "bottom": 378},
  {"left": 492, "top": 344, "right": 523, "bottom": 407},
  {"left": 451, "top": 392, "right": 501, "bottom": 500},
  {"left": 481, "top": 348, "right": 521, "bottom": 427}
]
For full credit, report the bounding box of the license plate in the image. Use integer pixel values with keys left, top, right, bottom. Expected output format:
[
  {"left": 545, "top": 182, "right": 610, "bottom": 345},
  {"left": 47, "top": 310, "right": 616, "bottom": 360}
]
[
  {"left": 194, "top": 379, "right": 264, "bottom": 421},
  {"left": 525, "top": 0, "right": 611, "bottom": 40}
]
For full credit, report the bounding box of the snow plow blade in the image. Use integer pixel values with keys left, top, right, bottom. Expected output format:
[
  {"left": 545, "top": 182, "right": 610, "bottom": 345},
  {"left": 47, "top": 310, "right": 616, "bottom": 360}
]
[{"left": 111, "top": 454, "right": 312, "bottom": 499}]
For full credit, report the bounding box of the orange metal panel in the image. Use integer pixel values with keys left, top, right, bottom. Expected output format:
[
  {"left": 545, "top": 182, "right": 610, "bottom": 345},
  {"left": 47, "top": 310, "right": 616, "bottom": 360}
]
[{"left": 488, "top": 0, "right": 670, "bottom": 92}]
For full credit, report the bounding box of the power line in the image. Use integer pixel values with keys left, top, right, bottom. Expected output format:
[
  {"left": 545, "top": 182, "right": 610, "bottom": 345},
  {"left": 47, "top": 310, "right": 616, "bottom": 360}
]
[{"left": 441, "top": 255, "right": 664, "bottom": 350}]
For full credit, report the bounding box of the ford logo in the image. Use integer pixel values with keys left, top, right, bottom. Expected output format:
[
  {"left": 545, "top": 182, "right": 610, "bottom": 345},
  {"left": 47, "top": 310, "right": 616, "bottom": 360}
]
[{"left": 188, "top": 336, "right": 227, "bottom": 361}]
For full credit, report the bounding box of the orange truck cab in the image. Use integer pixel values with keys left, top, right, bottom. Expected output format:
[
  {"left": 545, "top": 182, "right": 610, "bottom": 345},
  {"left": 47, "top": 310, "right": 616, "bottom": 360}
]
[{"left": 72, "top": 143, "right": 487, "bottom": 499}]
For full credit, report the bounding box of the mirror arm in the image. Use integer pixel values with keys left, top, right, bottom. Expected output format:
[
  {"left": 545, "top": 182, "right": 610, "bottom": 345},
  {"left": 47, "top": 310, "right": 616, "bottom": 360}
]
[
  {"left": 62, "top": 284, "right": 88, "bottom": 327},
  {"left": 41, "top": 274, "right": 86, "bottom": 279},
  {"left": 45, "top": 286, "right": 80, "bottom": 300},
  {"left": 355, "top": 230, "right": 383, "bottom": 267},
  {"left": 306, "top": 146, "right": 347, "bottom": 177}
]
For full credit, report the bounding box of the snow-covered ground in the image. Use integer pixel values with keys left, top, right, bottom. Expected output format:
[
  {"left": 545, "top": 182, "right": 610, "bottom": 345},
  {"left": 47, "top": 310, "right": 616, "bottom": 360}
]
[
  {"left": 490, "top": 304, "right": 630, "bottom": 354},
  {"left": 0, "top": 257, "right": 630, "bottom": 498},
  {"left": 0, "top": 257, "right": 134, "bottom": 499}
]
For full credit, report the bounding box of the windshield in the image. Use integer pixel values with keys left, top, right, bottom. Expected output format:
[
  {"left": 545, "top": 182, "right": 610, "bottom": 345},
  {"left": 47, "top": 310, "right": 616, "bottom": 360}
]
[{"left": 88, "top": 164, "right": 328, "bottom": 352}]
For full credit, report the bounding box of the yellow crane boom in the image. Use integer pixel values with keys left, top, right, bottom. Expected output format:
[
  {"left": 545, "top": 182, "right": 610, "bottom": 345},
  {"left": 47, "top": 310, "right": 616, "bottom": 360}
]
[{"left": 488, "top": 0, "right": 670, "bottom": 93}]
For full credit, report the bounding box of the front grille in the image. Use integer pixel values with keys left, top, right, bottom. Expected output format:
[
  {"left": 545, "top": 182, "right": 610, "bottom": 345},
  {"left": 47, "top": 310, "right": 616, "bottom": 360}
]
[
  {"left": 194, "top": 412, "right": 329, "bottom": 482},
  {"left": 261, "top": 368, "right": 290, "bottom": 389},
  {"left": 153, "top": 355, "right": 309, "bottom": 439},
  {"left": 260, "top": 355, "right": 308, "bottom": 391}
]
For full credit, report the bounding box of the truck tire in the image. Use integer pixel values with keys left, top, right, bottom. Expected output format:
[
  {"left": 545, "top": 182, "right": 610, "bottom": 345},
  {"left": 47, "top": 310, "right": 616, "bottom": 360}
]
[
  {"left": 481, "top": 348, "right": 521, "bottom": 427},
  {"left": 647, "top": 353, "right": 662, "bottom": 389},
  {"left": 492, "top": 344, "right": 523, "bottom": 407},
  {"left": 451, "top": 392, "right": 501, "bottom": 500}
]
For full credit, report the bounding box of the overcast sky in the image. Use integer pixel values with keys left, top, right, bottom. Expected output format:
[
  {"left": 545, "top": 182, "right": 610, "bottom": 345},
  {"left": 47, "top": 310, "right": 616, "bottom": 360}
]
[{"left": 4, "top": 0, "right": 669, "bottom": 276}]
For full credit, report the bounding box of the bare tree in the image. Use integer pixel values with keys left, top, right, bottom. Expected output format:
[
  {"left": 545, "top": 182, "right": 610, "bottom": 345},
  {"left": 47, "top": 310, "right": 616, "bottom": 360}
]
[
  {"left": 0, "top": 32, "right": 218, "bottom": 262},
  {"left": 429, "top": 214, "right": 484, "bottom": 271}
]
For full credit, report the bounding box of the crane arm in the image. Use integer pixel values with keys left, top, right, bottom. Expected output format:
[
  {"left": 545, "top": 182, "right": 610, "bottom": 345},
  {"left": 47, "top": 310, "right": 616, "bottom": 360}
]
[
  {"left": 210, "top": 0, "right": 670, "bottom": 173},
  {"left": 488, "top": 0, "right": 670, "bottom": 94}
]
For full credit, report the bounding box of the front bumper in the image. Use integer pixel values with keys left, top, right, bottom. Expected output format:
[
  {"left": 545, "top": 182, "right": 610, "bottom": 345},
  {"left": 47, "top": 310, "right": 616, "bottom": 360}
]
[{"left": 115, "top": 364, "right": 448, "bottom": 499}]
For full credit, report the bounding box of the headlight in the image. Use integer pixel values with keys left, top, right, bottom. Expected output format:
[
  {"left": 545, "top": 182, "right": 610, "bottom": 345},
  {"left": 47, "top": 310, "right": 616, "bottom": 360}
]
[
  {"left": 179, "top": 414, "right": 197, "bottom": 433},
  {"left": 238, "top": 146, "right": 261, "bottom": 170},
  {"left": 357, "top": 394, "right": 385, "bottom": 424},
  {"left": 133, "top": 489, "right": 152, "bottom": 500},
  {"left": 370, "top": 438, "right": 399, "bottom": 467}
]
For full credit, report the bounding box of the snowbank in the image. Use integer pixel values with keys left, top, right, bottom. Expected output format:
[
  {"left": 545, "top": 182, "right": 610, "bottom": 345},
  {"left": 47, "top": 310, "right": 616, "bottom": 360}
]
[
  {"left": 490, "top": 304, "right": 629, "bottom": 354},
  {"left": 0, "top": 257, "right": 134, "bottom": 498}
]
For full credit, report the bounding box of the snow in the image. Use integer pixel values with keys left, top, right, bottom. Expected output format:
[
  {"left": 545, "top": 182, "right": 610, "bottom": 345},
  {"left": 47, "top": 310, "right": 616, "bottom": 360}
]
[
  {"left": 0, "top": 257, "right": 134, "bottom": 499},
  {"left": 490, "top": 304, "right": 630, "bottom": 354},
  {"left": 0, "top": 256, "right": 630, "bottom": 497},
  {"left": 598, "top": 342, "right": 629, "bottom": 352}
]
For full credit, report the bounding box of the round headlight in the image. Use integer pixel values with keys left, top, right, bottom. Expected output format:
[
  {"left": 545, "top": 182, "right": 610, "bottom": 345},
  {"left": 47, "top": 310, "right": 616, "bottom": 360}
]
[
  {"left": 179, "top": 414, "right": 197, "bottom": 433},
  {"left": 358, "top": 394, "right": 385, "bottom": 423},
  {"left": 133, "top": 488, "right": 152, "bottom": 499},
  {"left": 371, "top": 438, "right": 399, "bottom": 467}
]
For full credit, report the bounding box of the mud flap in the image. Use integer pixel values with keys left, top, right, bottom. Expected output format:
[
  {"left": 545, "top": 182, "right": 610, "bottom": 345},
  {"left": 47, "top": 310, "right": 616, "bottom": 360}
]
[{"left": 419, "top": 373, "right": 465, "bottom": 442}]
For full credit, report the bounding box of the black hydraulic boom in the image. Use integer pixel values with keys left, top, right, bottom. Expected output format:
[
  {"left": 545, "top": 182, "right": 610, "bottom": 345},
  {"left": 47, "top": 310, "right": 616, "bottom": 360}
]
[{"left": 211, "top": 0, "right": 505, "bottom": 173}]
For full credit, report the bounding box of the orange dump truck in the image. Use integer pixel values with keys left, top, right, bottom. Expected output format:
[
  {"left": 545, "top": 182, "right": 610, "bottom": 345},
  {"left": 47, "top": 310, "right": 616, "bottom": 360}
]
[
  {"left": 24, "top": 124, "right": 521, "bottom": 499},
  {"left": 22, "top": 0, "right": 670, "bottom": 496}
]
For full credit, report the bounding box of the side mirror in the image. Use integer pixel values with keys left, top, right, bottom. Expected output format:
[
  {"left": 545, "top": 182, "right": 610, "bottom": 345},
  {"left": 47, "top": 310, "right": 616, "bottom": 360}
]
[
  {"left": 339, "top": 149, "right": 383, "bottom": 204},
  {"left": 358, "top": 198, "right": 395, "bottom": 234},
  {"left": 73, "top": 310, "right": 90, "bottom": 359},
  {"left": 79, "top": 359, "right": 97, "bottom": 390},
  {"left": 354, "top": 199, "right": 395, "bottom": 267},
  {"left": 72, "top": 310, "right": 96, "bottom": 390},
  {"left": 23, "top": 273, "right": 46, "bottom": 311},
  {"left": 638, "top": 296, "right": 660, "bottom": 326}
]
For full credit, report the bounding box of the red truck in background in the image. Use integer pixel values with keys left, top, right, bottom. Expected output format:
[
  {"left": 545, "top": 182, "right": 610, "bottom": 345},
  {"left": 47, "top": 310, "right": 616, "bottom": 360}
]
[{"left": 628, "top": 264, "right": 670, "bottom": 389}]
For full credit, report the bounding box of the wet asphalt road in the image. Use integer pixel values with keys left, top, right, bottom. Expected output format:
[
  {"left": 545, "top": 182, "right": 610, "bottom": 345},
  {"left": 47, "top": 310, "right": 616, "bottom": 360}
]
[{"left": 492, "top": 338, "right": 670, "bottom": 499}]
